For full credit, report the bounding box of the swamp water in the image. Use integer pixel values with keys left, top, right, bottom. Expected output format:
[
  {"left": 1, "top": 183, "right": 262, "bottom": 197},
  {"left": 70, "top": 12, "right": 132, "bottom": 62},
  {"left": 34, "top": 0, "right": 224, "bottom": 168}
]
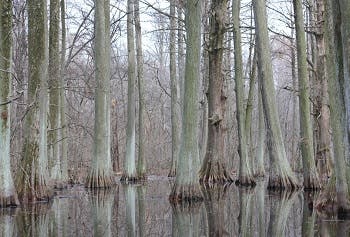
[{"left": 0, "top": 176, "right": 348, "bottom": 236}]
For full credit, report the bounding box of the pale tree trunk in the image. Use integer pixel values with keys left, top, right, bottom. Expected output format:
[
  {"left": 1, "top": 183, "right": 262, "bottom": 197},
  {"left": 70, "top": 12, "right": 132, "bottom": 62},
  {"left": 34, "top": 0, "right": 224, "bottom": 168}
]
[
  {"left": 135, "top": 0, "right": 146, "bottom": 179},
  {"left": 86, "top": 0, "right": 113, "bottom": 188},
  {"left": 17, "top": 0, "right": 51, "bottom": 202},
  {"left": 339, "top": 0, "right": 350, "bottom": 148},
  {"left": 168, "top": 0, "right": 180, "bottom": 177},
  {"left": 199, "top": 0, "right": 210, "bottom": 163},
  {"left": 253, "top": 0, "right": 299, "bottom": 190},
  {"left": 233, "top": 0, "right": 255, "bottom": 186},
  {"left": 125, "top": 185, "right": 136, "bottom": 236},
  {"left": 313, "top": 0, "right": 332, "bottom": 179},
  {"left": 256, "top": 88, "right": 266, "bottom": 177},
  {"left": 323, "top": 0, "right": 350, "bottom": 213},
  {"left": 60, "top": 0, "right": 68, "bottom": 183},
  {"left": 0, "top": 0, "right": 19, "bottom": 207},
  {"left": 293, "top": 0, "right": 321, "bottom": 189},
  {"left": 169, "top": 0, "right": 202, "bottom": 203},
  {"left": 49, "top": 0, "right": 63, "bottom": 188},
  {"left": 121, "top": 0, "right": 137, "bottom": 182},
  {"left": 199, "top": 0, "right": 233, "bottom": 184}
]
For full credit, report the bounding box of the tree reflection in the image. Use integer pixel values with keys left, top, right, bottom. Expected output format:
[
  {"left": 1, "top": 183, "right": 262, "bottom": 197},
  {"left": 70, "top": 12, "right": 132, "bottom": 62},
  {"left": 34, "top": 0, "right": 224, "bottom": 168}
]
[
  {"left": 267, "top": 191, "right": 299, "bottom": 236},
  {"left": 302, "top": 192, "right": 317, "bottom": 237},
  {"left": 137, "top": 185, "right": 146, "bottom": 237},
  {"left": 238, "top": 187, "right": 254, "bottom": 237},
  {"left": 89, "top": 189, "right": 114, "bottom": 237},
  {"left": 125, "top": 185, "right": 137, "bottom": 237},
  {"left": 201, "top": 184, "right": 229, "bottom": 236},
  {"left": 0, "top": 209, "right": 17, "bottom": 237},
  {"left": 16, "top": 204, "right": 51, "bottom": 237},
  {"left": 50, "top": 197, "right": 69, "bottom": 237},
  {"left": 171, "top": 201, "right": 202, "bottom": 237}
]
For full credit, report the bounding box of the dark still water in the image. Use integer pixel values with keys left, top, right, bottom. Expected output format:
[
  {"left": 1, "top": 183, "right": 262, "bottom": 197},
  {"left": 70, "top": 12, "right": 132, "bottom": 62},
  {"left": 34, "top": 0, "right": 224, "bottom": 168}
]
[{"left": 0, "top": 176, "right": 347, "bottom": 236}]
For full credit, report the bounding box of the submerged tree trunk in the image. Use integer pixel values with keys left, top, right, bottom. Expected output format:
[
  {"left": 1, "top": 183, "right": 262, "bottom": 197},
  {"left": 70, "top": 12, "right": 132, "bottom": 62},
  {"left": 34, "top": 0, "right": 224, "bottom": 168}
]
[
  {"left": 253, "top": 0, "right": 299, "bottom": 190},
  {"left": 233, "top": 0, "right": 255, "bottom": 186},
  {"left": 17, "top": 0, "right": 51, "bottom": 202},
  {"left": 199, "top": 0, "right": 233, "bottom": 184},
  {"left": 0, "top": 0, "right": 19, "bottom": 207},
  {"left": 293, "top": 0, "right": 321, "bottom": 190},
  {"left": 121, "top": 0, "right": 138, "bottom": 182},
  {"left": 169, "top": 0, "right": 203, "bottom": 203},
  {"left": 168, "top": 0, "right": 180, "bottom": 177},
  {"left": 49, "top": 0, "right": 63, "bottom": 188},
  {"left": 85, "top": 0, "right": 114, "bottom": 188},
  {"left": 135, "top": 0, "right": 146, "bottom": 179}
]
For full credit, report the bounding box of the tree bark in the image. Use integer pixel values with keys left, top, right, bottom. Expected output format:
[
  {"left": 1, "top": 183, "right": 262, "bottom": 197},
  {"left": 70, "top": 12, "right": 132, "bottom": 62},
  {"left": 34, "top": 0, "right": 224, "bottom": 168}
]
[
  {"left": 17, "top": 0, "right": 51, "bottom": 202},
  {"left": 233, "top": 0, "right": 255, "bottom": 186},
  {"left": 168, "top": 0, "right": 180, "bottom": 177},
  {"left": 135, "top": 0, "right": 146, "bottom": 179},
  {"left": 293, "top": 0, "right": 321, "bottom": 190},
  {"left": 49, "top": 0, "right": 63, "bottom": 188},
  {"left": 199, "top": 0, "right": 233, "bottom": 184},
  {"left": 253, "top": 0, "right": 299, "bottom": 190},
  {"left": 169, "top": 0, "right": 203, "bottom": 203},
  {"left": 0, "top": 0, "right": 19, "bottom": 207},
  {"left": 60, "top": 0, "right": 68, "bottom": 183},
  {"left": 324, "top": 0, "right": 350, "bottom": 213},
  {"left": 85, "top": 0, "right": 113, "bottom": 188},
  {"left": 121, "top": 0, "right": 138, "bottom": 182}
]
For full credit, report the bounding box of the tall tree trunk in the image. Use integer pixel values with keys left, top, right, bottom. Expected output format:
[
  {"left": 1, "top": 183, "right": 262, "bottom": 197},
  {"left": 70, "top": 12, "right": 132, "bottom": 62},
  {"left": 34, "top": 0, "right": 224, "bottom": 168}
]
[
  {"left": 168, "top": 0, "right": 180, "bottom": 177},
  {"left": 17, "top": 0, "right": 51, "bottom": 201},
  {"left": 293, "top": 0, "right": 321, "bottom": 189},
  {"left": 199, "top": 0, "right": 233, "bottom": 184},
  {"left": 121, "top": 0, "right": 138, "bottom": 182},
  {"left": 60, "top": 0, "right": 68, "bottom": 184},
  {"left": 0, "top": 0, "right": 19, "bottom": 207},
  {"left": 169, "top": 0, "right": 202, "bottom": 203},
  {"left": 253, "top": 0, "right": 299, "bottom": 190},
  {"left": 256, "top": 88, "right": 266, "bottom": 177},
  {"left": 313, "top": 0, "right": 332, "bottom": 180},
  {"left": 49, "top": 0, "right": 63, "bottom": 188},
  {"left": 85, "top": 0, "right": 113, "bottom": 188},
  {"left": 135, "top": 0, "right": 146, "bottom": 179},
  {"left": 339, "top": 0, "right": 350, "bottom": 146},
  {"left": 233, "top": 0, "right": 255, "bottom": 186},
  {"left": 324, "top": 0, "right": 350, "bottom": 213}
]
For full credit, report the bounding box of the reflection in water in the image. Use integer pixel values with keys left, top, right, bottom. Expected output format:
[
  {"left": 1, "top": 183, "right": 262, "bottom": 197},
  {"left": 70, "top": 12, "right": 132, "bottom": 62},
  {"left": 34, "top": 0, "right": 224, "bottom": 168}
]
[
  {"left": 267, "top": 191, "right": 300, "bottom": 237},
  {"left": 90, "top": 189, "right": 114, "bottom": 237},
  {"left": 202, "top": 185, "right": 229, "bottom": 236},
  {"left": 238, "top": 187, "right": 254, "bottom": 237},
  {"left": 2, "top": 179, "right": 350, "bottom": 236},
  {"left": 171, "top": 202, "right": 202, "bottom": 237},
  {"left": 0, "top": 209, "right": 16, "bottom": 237}
]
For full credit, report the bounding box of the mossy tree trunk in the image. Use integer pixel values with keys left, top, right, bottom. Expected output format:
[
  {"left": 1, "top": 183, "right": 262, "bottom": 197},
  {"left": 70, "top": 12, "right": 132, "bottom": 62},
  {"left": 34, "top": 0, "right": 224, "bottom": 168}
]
[
  {"left": 0, "top": 0, "right": 19, "bottom": 207},
  {"left": 232, "top": 0, "right": 255, "bottom": 186},
  {"left": 121, "top": 0, "right": 138, "bottom": 182},
  {"left": 324, "top": 0, "right": 350, "bottom": 213},
  {"left": 293, "top": 0, "right": 321, "bottom": 190},
  {"left": 135, "top": 0, "right": 146, "bottom": 179},
  {"left": 339, "top": 0, "right": 350, "bottom": 143},
  {"left": 17, "top": 0, "right": 51, "bottom": 202},
  {"left": 253, "top": 0, "right": 299, "bottom": 190},
  {"left": 199, "top": 0, "right": 233, "bottom": 184},
  {"left": 169, "top": 0, "right": 203, "bottom": 203},
  {"left": 49, "top": 0, "right": 64, "bottom": 188},
  {"left": 168, "top": 0, "right": 180, "bottom": 178},
  {"left": 85, "top": 0, "right": 114, "bottom": 188}
]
